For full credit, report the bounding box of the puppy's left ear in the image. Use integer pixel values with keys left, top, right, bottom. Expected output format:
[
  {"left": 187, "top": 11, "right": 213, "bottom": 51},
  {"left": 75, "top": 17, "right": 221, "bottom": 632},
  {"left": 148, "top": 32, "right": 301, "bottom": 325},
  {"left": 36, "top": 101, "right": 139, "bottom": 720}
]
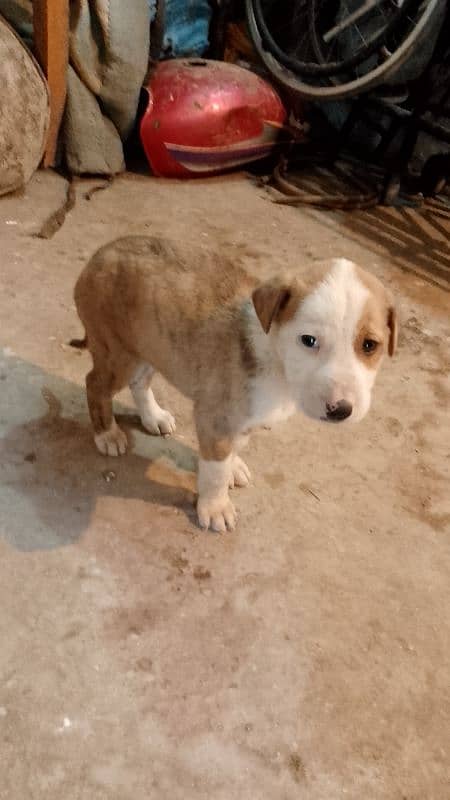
[
  {"left": 252, "top": 283, "right": 292, "bottom": 334},
  {"left": 387, "top": 304, "right": 398, "bottom": 356}
]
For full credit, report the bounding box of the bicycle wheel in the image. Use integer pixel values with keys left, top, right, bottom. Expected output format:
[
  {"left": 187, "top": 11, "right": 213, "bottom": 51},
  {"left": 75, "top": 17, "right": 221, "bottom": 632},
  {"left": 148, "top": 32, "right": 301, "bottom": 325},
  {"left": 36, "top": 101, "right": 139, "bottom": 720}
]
[
  {"left": 252, "top": 0, "right": 417, "bottom": 76},
  {"left": 246, "top": 0, "right": 444, "bottom": 99}
]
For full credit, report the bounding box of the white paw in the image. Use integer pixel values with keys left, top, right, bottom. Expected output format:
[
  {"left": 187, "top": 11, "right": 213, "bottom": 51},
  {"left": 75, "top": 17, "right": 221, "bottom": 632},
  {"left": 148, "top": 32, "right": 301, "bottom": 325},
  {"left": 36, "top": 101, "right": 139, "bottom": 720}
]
[
  {"left": 229, "top": 455, "right": 251, "bottom": 488},
  {"left": 95, "top": 424, "right": 127, "bottom": 456},
  {"left": 142, "top": 408, "right": 176, "bottom": 437},
  {"left": 197, "top": 495, "right": 237, "bottom": 533}
]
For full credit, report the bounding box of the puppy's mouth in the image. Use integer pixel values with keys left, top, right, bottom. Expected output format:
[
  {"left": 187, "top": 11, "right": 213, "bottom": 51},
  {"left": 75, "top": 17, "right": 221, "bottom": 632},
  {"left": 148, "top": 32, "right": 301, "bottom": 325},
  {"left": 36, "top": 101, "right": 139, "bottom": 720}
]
[{"left": 319, "top": 414, "right": 355, "bottom": 425}]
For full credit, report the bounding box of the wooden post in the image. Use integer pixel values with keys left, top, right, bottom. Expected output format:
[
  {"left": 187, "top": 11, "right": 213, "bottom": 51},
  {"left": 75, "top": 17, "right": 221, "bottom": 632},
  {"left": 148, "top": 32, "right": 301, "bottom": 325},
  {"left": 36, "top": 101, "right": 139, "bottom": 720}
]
[{"left": 33, "top": 0, "right": 69, "bottom": 167}]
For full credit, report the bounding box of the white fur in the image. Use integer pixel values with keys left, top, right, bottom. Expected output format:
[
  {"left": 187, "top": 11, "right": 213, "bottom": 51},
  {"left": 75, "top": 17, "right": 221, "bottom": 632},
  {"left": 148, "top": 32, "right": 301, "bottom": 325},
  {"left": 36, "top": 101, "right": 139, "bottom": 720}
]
[
  {"left": 247, "top": 371, "right": 296, "bottom": 430},
  {"left": 197, "top": 456, "right": 236, "bottom": 532},
  {"left": 230, "top": 455, "right": 251, "bottom": 488},
  {"left": 130, "top": 364, "right": 176, "bottom": 436},
  {"left": 197, "top": 456, "right": 232, "bottom": 502},
  {"left": 247, "top": 259, "right": 377, "bottom": 427},
  {"left": 243, "top": 310, "right": 296, "bottom": 432},
  {"left": 278, "top": 259, "right": 373, "bottom": 423}
]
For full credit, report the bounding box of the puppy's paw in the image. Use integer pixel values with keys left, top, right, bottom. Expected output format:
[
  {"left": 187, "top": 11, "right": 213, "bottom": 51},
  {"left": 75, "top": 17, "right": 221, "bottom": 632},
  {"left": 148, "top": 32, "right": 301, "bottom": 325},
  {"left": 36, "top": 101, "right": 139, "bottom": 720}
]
[
  {"left": 229, "top": 455, "right": 251, "bottom": 489},
  {"left": 142, "top": 408, "right": 176, "bottom": 437},
  {"left": 95, "top": 423, "right": 127, "bottom": 457},
  {"left": 197, "top": 495, "right": 237, "bottom": 533}
]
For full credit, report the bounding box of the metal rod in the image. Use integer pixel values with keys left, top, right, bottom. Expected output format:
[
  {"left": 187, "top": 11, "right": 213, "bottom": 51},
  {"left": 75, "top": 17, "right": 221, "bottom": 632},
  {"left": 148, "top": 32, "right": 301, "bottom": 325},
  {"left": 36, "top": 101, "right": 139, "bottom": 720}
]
[{"left": 323, "top": 0, "right": 382, "bottom": 43}]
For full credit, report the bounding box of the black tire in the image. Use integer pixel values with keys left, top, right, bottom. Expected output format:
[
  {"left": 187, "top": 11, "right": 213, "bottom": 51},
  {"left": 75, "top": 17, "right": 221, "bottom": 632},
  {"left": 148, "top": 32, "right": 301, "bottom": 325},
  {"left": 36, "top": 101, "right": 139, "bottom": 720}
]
[
  {"left": 251, "top": 0, "right": 417, "bottom": 77},
  {"left": 246, "top": 0, "right": 443, "bottom": 99}
]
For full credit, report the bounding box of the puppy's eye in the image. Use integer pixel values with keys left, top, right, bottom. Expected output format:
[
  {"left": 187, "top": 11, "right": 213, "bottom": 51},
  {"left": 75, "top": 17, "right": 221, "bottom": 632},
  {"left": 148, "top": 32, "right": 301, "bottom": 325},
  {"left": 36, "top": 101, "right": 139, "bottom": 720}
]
[
  {"left": 299, "top": 334, "right": 317, "bottom": 348},
  {"left": 363, "top": 338, "right": 378, "bottom": 354}
]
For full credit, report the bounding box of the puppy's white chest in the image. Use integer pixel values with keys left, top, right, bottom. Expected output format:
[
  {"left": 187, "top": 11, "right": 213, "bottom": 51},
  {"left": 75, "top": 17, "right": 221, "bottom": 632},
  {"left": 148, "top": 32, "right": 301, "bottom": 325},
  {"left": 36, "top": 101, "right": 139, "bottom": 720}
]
[{"left": 246, "top": 372, "right": 296, "bottom": 430}]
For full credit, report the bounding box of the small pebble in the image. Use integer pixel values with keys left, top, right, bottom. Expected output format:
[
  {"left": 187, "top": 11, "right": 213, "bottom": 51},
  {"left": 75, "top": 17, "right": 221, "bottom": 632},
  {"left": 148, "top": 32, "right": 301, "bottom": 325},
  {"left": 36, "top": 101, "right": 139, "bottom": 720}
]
[{"left": 102, "top": 470, "right": 116, "bottom": 482}]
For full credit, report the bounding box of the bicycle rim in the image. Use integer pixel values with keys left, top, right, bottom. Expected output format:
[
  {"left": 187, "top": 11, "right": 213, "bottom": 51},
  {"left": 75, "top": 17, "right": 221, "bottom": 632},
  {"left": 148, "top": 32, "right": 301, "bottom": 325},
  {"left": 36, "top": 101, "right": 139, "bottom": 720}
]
[{"left": 246, "top": 0, "right": 443, "bottom": 99}]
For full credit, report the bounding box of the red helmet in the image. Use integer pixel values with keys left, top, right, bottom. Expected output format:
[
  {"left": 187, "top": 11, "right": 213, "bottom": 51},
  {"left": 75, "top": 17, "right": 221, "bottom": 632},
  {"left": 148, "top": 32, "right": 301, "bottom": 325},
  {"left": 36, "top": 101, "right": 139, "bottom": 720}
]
[{"left": 140, "top": 59, "right": 287, "bottom": 178}]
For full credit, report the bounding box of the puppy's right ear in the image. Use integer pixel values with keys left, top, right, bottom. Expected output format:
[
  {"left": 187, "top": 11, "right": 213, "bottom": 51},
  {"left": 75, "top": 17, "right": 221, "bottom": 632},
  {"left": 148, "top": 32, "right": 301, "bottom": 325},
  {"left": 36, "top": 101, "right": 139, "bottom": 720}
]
[{"left": 252, "top": 283, "right": 292, "bottom": 334}]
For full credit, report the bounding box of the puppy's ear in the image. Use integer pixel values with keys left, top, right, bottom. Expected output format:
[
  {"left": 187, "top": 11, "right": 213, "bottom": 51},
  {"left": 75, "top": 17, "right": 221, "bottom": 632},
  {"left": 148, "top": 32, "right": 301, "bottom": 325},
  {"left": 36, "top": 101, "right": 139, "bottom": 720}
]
[
  {"left": 387, "top": 305, "right": 398, "bottom": 357},
  {"left": 252, "top": 283, "right": 292, "bottom": 334}
]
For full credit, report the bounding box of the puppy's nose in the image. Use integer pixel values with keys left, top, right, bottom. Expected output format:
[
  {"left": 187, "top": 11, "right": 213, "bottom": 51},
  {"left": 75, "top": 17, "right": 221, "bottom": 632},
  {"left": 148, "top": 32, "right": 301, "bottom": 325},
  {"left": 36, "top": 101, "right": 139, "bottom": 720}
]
[{"left": 326, "top": 400, "right": 353, "bottom": 421}]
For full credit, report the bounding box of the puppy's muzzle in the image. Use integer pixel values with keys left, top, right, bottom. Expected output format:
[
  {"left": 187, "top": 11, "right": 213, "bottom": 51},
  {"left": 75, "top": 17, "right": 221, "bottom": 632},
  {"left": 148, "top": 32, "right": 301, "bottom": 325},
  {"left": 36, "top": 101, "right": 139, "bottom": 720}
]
[{"left": 325, "top": 400, "right": 353, "bottom": 422}]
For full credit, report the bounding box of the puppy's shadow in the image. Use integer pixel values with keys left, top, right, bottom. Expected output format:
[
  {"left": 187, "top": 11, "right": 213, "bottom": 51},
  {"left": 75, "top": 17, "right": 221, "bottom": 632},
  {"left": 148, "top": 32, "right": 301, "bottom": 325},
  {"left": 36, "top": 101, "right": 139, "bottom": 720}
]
[{"left": 0, "top": 355, "right": 198, "bottom": 552}]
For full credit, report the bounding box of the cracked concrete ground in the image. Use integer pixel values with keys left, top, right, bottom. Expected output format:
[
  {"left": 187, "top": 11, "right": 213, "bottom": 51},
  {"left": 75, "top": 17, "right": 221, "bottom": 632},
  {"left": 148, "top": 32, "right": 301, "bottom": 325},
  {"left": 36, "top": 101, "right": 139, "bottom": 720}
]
[{"left": 0, "top": 170, "right": 449, "bottom": 799}]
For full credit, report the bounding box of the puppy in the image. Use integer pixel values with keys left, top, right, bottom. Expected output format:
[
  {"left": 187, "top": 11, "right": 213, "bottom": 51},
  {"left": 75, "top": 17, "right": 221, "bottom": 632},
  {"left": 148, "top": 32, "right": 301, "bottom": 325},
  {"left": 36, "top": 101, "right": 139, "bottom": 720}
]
[{"left": 73, "top": 236, "right": 397, "bottom": 532}]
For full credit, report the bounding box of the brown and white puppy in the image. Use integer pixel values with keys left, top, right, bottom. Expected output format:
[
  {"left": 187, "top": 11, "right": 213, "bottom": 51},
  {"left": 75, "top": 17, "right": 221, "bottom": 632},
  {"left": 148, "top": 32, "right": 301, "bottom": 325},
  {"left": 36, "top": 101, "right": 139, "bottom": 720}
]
[{"left": 73, "top": 236, "right": 397, "bottom": 532}]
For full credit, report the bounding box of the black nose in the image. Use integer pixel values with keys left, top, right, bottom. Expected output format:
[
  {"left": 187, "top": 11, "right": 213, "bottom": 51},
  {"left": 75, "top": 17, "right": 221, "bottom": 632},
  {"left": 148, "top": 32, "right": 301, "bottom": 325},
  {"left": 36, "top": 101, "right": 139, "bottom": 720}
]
[{"left": 326, "top": 400, "right": 353, "bottom": 421}]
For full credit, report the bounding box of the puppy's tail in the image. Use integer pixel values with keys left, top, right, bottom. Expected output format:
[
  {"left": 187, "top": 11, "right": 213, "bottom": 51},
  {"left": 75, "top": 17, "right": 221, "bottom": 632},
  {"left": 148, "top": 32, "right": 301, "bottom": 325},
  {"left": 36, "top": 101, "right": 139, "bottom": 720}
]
[{"left": 69, "top": 335, "right": 87, "bottom": 349}]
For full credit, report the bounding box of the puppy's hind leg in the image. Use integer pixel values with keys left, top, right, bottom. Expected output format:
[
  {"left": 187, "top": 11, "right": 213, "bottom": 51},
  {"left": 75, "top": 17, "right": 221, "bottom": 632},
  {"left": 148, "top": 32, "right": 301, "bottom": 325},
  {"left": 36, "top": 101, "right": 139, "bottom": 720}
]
[
  {"left": 86, "top": 364, "right": 128, "bottom": 457},
  {"left": 130, "top": 364, "right": 176, "bottom": 437}
]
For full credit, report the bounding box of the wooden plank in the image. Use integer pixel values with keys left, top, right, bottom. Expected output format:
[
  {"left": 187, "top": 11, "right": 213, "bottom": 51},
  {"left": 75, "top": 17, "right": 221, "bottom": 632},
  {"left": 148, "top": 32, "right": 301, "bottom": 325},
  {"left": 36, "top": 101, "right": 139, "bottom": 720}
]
[{"left": 33, "top": 0, "right": 69, "bottom": 167}]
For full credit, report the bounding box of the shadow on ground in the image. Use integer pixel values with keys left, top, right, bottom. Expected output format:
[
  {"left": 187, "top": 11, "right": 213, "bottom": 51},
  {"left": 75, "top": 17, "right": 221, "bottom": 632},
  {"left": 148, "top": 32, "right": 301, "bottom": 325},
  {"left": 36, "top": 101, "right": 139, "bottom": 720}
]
[
  {"left": 341, "top": 202, "right": 450, "bottom": 290},
  {"left": 0, "top": 355, "right": 197, "bottom": 552}
]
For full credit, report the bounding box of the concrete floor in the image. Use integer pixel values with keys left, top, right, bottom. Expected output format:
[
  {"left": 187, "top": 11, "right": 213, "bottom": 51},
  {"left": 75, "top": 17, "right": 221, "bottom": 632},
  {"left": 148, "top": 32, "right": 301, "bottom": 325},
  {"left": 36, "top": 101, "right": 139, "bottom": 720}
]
[{"left": 0, "top": 170, "right": 449, "bottom": 799}]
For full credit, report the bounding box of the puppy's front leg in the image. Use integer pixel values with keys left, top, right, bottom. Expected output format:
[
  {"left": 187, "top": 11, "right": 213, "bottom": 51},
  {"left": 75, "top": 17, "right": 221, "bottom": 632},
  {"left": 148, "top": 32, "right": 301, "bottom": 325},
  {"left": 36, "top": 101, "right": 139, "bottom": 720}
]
[
  {"left": 197, "top": 454, "right": 236, "bottom": 533},
  {"left": 195, "top": 424, "right": 236, "bottom": 532},
  {"left": 229, "top": 434, "right": 251, "bottom": 489}
]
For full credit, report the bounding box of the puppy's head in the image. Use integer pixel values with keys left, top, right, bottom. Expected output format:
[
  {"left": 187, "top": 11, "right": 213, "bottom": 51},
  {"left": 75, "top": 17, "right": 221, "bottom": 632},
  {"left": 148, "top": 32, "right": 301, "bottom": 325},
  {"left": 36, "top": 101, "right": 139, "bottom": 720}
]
[{"left": 252, "top": 258, "right": 397, "bottom": 424}]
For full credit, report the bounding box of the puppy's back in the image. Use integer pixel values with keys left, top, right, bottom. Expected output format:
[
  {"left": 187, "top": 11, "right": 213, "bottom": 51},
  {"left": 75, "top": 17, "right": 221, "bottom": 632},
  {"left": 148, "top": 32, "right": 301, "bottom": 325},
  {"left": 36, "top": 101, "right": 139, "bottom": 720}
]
[
  {"left": 74, "top": 235, "right": 257, "bottom": 395},
  {"left": 75, "top": 235, "right": 254, "bottom": 316}
]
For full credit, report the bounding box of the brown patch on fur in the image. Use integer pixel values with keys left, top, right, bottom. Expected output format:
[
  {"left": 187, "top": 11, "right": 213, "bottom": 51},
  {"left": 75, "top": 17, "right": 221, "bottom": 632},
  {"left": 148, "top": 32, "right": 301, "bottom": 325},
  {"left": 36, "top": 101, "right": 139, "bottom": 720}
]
[
  {"left": 252, "top": 279, "right": 305, "bottom": 333},
  {"left": 354, "top": 296, "right": 387, "bottom": 369},
  {"left": 277, "top": 282, "right": 307, "bottom": 325},
  {"left": 354, "top": 266, "right": 398, "bottom": 359},
  {"left": 252, "top": 284, "right": 291, "bottom": 333},
  {"left": 194, "top": 431, "right": 233, "bottom": 463}
]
